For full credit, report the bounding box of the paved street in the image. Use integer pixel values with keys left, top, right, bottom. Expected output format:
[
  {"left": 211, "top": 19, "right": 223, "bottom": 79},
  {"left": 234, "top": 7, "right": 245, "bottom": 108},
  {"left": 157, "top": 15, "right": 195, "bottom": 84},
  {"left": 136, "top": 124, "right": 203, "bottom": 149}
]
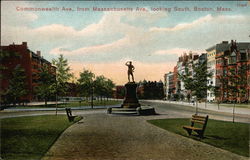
[
  {"left": 145, "top": 100, "right": 250, "bottom": 115},
  {"left": 141, "top": 101, "right": 250, "bottom": 123}
]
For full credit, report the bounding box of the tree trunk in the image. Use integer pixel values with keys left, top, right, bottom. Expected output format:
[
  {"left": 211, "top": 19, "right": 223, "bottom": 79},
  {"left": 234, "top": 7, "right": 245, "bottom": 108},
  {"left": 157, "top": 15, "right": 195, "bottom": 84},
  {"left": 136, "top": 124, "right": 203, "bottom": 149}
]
[
  {"left": 217, "top": 101, "right": 220, "bottom": 110},
  {"left": 233, "top": 101, "right": 236, "bottom": 123},
  {"left": 91, "top": 87, "right": 94, "bottom": 109},
  {"left": 13, "top": 97, "right": 16, "bottom": 106},
  {"left": 195, "top": 100, "right": 198, "bottom": 114},
  {"left": 45, "top": 98, "right": 47, "bottom": 106},
  {"left": 55, "top": 94, "right": 58, "bottom": 116}
]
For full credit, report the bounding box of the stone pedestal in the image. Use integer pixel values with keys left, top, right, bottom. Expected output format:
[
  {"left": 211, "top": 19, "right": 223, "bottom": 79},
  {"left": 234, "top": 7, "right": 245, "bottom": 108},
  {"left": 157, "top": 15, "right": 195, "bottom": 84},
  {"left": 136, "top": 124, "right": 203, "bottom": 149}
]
[
  {"left": 107, "top": 82, "right": 155, "bottom": 115},
  {"left": 121, "top": 82, "right": 141, "bottom": 108}
]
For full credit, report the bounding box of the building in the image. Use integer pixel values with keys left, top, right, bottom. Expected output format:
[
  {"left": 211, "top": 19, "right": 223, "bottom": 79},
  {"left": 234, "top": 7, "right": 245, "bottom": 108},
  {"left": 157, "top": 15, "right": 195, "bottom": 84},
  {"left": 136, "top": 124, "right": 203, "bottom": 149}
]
[
  {"left": 175, "top": 52, "right": 199, "bottom": 99},
  {"left": 137, "top": 80, "right": 164, "bottom": 99},
  {"left": 164, "top": 52, "right": 207, "bottom": 101},
  {"left": 0, "top": 42, "right": 56, "bottom": 102},
  {"left": 215, "top": 40, "right": 250, "bottom": 103},
  {"left": 247, "top": 47, "right": 250, "bottom": 102},
  {"left": 206, "top": 41, "right": 229, "bottom": 102},
  {"left": 164, "top": 72, "right": 174, "bottom": 99},
  {"left": 164, "top": 40, "right": 249, "bottom": 103},
  {"left": 173, "top": 65, "right": 179, "bottom": 94}
]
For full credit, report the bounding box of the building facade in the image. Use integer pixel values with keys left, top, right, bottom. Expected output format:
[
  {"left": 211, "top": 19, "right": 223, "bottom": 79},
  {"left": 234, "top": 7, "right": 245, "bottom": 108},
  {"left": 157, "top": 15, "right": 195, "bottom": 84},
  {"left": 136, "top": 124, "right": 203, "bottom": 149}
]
[
  {"left": 164, "top": 40, "right": 249, "bottom": 103},
  {"left": 215, "top": 40, "right": 250, "bottom": 103},
  {"left": 137, "top": 80, "right": 164, "bottom": 99},
  {"left": 206, "top": 45, "right": 217, "bottom": 102},
  {"left": 164, "top": 72, "right": 174, "bottom": 99},
  {"left": 0, "top": 42, "right": 56, "bottom": 102},
  {"left": 175, "top": 52, "right": 198, "bottom": 99}
]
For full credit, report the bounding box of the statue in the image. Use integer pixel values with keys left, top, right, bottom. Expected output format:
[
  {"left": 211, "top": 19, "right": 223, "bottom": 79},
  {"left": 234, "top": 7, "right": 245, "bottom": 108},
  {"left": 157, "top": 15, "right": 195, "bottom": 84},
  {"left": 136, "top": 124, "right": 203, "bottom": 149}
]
[{"left": 125, "top": 61, "right": 135, "bottom": 82}]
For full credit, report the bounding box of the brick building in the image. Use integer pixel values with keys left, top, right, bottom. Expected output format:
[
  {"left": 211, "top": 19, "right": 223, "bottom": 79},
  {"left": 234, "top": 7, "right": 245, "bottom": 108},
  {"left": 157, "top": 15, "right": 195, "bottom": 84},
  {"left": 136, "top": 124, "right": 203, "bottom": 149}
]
[
  {"left": 0, "top": 42, "right": 56, "bottom": 102},
  {"left": 137, "top": 80, "right": 164, "bottom": 99},
  {"left": 247, "top": 48, "right": 250, "bottom": 102},
  {"left": 215, "top": 40, "right": 250, "bottom": 103}
]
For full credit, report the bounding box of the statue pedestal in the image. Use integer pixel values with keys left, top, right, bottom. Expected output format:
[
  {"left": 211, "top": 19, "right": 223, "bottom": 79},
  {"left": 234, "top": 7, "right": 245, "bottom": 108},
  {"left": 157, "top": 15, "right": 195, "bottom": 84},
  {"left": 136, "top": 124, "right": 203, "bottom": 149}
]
[
  {"left": 121, "top": 82, "right": 141, "bottom": 108},
  {"left": 107, "top": 82, "right": 155, "bottom": 115}
]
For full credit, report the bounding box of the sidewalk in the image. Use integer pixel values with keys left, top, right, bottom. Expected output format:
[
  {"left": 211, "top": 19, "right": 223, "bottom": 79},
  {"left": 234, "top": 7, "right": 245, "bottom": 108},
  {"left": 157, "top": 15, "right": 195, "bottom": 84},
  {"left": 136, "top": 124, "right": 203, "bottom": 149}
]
[
  {"left": 143, "top": 100, "right": 250, "bottom": 115},
  {"left": 42, "top": 113, "right": 247, "bottom": 160}
]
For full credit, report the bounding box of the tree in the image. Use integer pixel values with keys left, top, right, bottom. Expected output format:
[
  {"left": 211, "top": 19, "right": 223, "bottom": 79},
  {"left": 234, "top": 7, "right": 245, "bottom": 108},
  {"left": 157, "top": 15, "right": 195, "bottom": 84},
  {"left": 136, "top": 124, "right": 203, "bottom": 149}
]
[
  {"left": 178, "top": 66, "right": 194, "bottom": 93},
  {"left": 179, "top": 60, "right": 213, "bottom": 114},
  {"left": 94, "top": 75, "right": 107, "bottom": 101},
  {"left": 173, "top": 93, "right": 179, "bottom": 101},
  {"left": 52, "top": 54, "right": 73, "bottom": 96},
  {"left": 237, "top": 65, "right": 248, "bottom": 103},
  {"left": 103, "top": 78, "right": 115, "bottom": 100},
  {"left": 227, "top": 66, "right": 247, "bottom": 123},
  {"left": 0, "top": 49, "right": 20, "bottom": 106},
  {"left": 78, "top": 69, "right": 95, "bottom": 108},
  {"left": 5, "top": 65, "right": 28, "bottom": 106},
  {"left": 35, "top": 66, "right": 56, "bottom": 106},
  {"left": 212, "top": 71, "right": 228, "bottom": 110},
  {"left": 52, "top": 54, "right": 73, "bottom": 114},
  {"left": 186, "top": 93, "right": 191, "bottom": 103},
  {"left": 78, "top": 69, "right": 115, "bottom": 107},
  {"left": 227, "top": 68, "right": 238, "bottom": 123},
  {"left": 212, "top": 86, "right": 222, "bottom": 110}
]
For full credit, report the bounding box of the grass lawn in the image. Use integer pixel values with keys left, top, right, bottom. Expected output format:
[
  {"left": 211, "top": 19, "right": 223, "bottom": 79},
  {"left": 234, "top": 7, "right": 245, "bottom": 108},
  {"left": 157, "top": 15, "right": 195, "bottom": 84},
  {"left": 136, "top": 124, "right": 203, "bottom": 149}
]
[
  {"left": 6, "top": 100, "right": 122, "bottom": 109},
  {"left": 148, "top": 118, "right": 249, "bottom": 157},
  {"left": 1, "top": 115, "right": 82, "bottom": 160}
]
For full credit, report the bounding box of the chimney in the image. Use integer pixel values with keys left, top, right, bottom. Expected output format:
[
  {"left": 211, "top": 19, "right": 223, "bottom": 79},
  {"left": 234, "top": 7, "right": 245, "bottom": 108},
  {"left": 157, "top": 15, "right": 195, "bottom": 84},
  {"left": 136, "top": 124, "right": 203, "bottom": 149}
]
[
  {"left": 22, "top": 42, "right": 27, "bottom": 47},
  {"left": 36, "top": 51, "right": 41, "bottom": 57}
]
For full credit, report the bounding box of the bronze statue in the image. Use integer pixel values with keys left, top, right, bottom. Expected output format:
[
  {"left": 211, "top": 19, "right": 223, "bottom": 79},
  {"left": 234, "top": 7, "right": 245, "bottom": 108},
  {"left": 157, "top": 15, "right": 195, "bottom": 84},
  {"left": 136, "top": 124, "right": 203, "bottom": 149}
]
[{"left": 125, "top": 61, "right": 135, "bottom": 82}]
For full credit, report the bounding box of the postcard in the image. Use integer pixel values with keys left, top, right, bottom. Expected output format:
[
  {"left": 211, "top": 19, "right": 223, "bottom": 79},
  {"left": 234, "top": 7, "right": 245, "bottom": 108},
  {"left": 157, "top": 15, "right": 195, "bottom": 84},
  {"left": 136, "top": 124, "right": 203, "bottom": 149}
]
[{"left": 1, "top": 1, "right": 249, "bottom": 160}]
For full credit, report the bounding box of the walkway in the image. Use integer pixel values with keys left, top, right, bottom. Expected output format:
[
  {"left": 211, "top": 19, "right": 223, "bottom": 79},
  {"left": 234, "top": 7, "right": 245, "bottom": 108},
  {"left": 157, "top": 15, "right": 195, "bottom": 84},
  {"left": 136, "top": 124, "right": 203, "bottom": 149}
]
[{"left": 42, "top": 113, "right": 247, "bottom": 160}]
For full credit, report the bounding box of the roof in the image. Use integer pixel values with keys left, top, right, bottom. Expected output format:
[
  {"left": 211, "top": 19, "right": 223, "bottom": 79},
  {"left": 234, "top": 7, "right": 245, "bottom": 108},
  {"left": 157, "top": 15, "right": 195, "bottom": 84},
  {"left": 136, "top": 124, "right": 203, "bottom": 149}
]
[
  {"left": 206, "top": 42, "right": 250, "bottom": 53},
  {"left": 28, "top": 49, "right": 51, "bottom": 64}
]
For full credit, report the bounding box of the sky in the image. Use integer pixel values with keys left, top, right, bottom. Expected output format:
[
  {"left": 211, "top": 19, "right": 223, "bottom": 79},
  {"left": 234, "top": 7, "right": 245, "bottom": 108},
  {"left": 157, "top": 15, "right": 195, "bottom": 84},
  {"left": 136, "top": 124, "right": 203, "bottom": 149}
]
[{"left": 1, "top": 1, "right": 250, "bottom": 85}]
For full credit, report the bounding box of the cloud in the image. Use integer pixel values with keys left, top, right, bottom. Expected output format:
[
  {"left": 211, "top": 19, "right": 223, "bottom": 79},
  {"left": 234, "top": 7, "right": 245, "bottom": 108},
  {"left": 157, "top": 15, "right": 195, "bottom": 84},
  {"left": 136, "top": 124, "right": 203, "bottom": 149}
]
[
  {"left": 153, "top": 48, "right": 205, "bottom": 56},
  {"left": 33, "top": 24, "right": 77, "bottom": 38},
  {"left": 47, "top": 13, "right": 249, "bottom": 64},
  {"left": 121, "top": 10, "right": 168, "bottom": 26},
  {"left": 150, "top": 14, "right": 213, "bottom": 32},
  {"left": 49, "top": 36, "right": 128, "bottom": 55}
]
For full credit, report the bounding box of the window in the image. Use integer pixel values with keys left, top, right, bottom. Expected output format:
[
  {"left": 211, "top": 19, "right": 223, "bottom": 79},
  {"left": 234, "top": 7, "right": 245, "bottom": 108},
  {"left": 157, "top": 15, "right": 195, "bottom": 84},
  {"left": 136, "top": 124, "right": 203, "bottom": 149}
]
[
  {"left": 240, "top": 52, "right": 246, "bottom": 61},
  {"left": 223, "top": 59, "right": 228, "bottom": 66},
  {"left": 229, "top": 51, "right": 237, "bottom": 64}
]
